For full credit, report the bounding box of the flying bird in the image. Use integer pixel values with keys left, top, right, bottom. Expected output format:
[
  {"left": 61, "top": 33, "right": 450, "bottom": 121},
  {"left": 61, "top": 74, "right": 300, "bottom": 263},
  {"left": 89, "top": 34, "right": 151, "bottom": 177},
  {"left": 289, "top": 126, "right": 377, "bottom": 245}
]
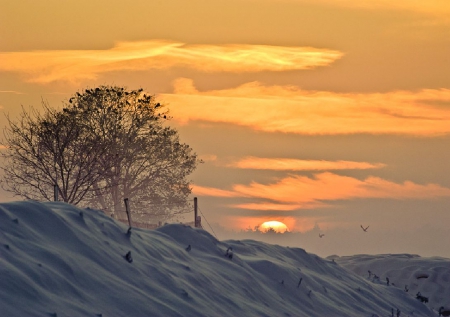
[
  {"left": 361, "top": 225, "right": 369, "bottom": 232},
  {"left": 319, "top": 233, "right": 325, "bottom": 238}
]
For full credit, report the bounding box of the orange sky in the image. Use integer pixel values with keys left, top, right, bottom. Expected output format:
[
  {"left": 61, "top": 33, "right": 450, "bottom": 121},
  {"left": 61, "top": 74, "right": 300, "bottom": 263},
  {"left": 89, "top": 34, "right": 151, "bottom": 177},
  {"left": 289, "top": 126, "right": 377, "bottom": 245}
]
[{"left": 1, "top": 0, "right": 449, "bottom": 256}]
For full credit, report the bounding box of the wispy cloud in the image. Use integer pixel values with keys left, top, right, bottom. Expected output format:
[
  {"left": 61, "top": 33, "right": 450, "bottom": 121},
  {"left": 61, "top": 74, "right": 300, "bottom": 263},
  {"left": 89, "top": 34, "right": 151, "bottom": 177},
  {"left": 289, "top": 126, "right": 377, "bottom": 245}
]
[
  {"left": 229, "top": 157, "right": 385, "bottom": 171},
  {"left": 191, "top": 185, "right": 240, "bottom": 198},
  {"left": 221, "top": 215, "right": 302, "bottom": 232},
  {"left": 232, "top": 201, "right": 327, "bottom": 211},
  {"left": 276, "top": 0, "right": 450, "bottom": 18},
  {"left": 193, "top": 172, "right": 450, "bottom": 211},
  {"left": 234, "top": 173, "right": 450, "bottom": 210},
  {"left": 0, "top": 90, "right": 24, "bottom": 94},
  {"left": 0, "top": 40, "right": 343, "bottom": 84},
  {"left": 165, "top": 79, "right": 450, "bottom": 136},
  {"left": 224, "top": 215, "right": 302, "bottom": 232}
]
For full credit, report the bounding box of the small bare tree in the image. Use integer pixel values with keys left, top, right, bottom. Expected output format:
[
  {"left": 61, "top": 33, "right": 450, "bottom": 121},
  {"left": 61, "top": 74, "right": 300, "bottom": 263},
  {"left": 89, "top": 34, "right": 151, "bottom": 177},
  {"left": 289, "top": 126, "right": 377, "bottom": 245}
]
[{"left": 1, "top": 102, "right": 112, "bottom": 204}]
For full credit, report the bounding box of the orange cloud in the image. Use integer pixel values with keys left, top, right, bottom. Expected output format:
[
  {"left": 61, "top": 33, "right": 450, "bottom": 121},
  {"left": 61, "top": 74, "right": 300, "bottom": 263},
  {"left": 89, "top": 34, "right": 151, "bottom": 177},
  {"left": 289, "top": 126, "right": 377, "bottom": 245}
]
[
  {"left": 279, "top": 0, "right": 450, "bottom": 18},
  {"left": 0, "top": 90, "right": 24, "bottom": 94},
  {"left": 229, "top": 157, "right": 385, "bottom": 171},
  {"left": 191, "top": 185, "right": 239, "bottom": 198},
  {"left": 232, "top": 201, "right": 327, "bottom": 211},
  {"left": 222, "top": 214, "right": 336, "bottom": 232},
  {"left": 223, "top": 215, "right": 301, "bottom": 232},
  {"left": 0, "top": 40, "right": 342, "bottom": 84},
  {"left": 232, "top": 203, "right": 301, "bottom": 211},
  {"left": 164, "top": 79, "right": 450, "bottom": 136},
  {"left": 193, "top": 173, "right": 450, "bottom": 211},
  {"left": 232, "top": 173, "right": 450, "bottom": 208}
]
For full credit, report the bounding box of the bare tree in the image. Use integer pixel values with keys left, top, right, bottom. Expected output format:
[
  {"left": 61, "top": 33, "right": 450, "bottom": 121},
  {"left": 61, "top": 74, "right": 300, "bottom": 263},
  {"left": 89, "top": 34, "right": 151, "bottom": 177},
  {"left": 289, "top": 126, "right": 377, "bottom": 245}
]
[
  {"left": 1, "top": 86, "right": 200, "bottom": 222},
  {"left": 1, "top": 102, "right": 112, "bottom": 204},
  {"left": 76, "top": 86, "right": 200, "bottom": 221}
]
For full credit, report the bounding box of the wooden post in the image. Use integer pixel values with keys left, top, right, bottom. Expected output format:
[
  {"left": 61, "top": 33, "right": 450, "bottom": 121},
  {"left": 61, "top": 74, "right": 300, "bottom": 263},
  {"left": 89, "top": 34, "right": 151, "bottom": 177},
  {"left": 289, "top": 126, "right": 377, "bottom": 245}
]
[
  {"left": 194, "top": 197, "right": 198, "bottom": 227},
  {"left": 124, "top": 198, "right": 132, "bottom": 227},
  {"left": 54, "top": 184, "right": 58, "bottom": 201}
]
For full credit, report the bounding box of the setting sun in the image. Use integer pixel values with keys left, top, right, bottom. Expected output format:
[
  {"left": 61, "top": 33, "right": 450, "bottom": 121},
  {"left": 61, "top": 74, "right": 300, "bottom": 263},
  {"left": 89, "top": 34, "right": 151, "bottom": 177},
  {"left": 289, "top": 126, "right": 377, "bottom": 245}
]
[{"left": 259, "top": 221, "right": 289, "bottom": 233}]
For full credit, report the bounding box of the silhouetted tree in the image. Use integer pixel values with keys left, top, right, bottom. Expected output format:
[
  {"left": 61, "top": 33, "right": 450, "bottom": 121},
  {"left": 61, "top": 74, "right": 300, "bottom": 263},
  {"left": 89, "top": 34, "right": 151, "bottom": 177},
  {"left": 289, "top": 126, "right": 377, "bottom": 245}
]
[
  {"left": 1, "top": 86, "right": 200, "bottom": 221},
  {"left": 1, "top": 102, "right": 111, "bottom": 204}
]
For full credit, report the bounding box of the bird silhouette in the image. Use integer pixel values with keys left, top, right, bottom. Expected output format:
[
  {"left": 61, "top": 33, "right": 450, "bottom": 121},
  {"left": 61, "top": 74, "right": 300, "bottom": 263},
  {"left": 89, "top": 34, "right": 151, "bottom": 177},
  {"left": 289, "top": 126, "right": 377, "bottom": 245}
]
[
  {"left": 360, "top": 225, "right": 369, "bottom": 232},
  {"left": 185, "top": 244, "right": 191, "bottom": 252},
  {"left": 319, "top": 233, "right": 325, "bottom": 238}
]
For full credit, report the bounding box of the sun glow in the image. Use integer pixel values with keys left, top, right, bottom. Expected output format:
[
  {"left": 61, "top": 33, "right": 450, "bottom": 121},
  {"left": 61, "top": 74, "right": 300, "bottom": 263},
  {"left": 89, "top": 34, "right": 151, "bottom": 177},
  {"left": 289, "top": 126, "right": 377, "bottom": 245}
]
[{"left": 259, "top": 221, "right": 289, "bottom": 233}]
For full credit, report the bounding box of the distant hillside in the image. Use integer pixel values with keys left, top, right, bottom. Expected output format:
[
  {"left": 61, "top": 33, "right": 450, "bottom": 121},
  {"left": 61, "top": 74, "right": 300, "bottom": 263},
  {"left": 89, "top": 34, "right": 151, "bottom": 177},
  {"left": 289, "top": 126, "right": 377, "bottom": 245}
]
[{"left": 332, "top": 254, "right": 450, "bottom": 314}]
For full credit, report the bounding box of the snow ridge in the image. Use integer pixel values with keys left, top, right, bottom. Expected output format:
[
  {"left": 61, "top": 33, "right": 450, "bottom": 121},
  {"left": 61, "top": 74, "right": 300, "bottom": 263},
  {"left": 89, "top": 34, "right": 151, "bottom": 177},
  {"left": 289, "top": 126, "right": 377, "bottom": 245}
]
[{"left": 0, "top": 201, "right": 437, "bottom": 316}]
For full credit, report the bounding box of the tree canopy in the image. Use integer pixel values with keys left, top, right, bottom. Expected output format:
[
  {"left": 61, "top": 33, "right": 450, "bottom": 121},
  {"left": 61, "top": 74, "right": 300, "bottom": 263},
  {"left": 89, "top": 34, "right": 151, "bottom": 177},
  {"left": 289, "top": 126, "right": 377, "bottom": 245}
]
[{"left": 1, "top": 86, "right": 200, "bottom": 221}]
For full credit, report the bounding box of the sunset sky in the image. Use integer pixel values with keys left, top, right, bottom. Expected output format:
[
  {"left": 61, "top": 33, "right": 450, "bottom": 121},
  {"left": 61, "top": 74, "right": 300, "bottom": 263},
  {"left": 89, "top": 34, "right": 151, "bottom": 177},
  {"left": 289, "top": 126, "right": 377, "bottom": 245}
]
[{"left": 1, "top": 0, "right": 450, "bottom": 257}]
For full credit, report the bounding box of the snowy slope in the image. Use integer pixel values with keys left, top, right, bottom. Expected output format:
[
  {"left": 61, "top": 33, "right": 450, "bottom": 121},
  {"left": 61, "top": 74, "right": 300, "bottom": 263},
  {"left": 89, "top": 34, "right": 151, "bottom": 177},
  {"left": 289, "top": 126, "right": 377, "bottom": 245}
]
[
  {"left": 0, "top": 201, "right": 438, "bottom": 317},
  {"left": 331, "top": 254, "right": 450, "bottom": 315}
]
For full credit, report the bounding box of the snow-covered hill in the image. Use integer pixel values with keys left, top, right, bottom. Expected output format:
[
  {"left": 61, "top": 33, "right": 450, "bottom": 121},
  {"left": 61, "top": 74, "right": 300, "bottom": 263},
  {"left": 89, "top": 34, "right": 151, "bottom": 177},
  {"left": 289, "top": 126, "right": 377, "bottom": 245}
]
[{"left": 0, "top": 201, "right": 440, "bottom": 316}]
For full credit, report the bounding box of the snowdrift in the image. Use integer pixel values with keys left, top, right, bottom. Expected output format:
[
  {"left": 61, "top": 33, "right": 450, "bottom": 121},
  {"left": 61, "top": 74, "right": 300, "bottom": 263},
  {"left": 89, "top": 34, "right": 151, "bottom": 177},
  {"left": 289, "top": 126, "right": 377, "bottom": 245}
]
[
  {"left": 0, "top": 201, "right": 439, "bottom": 316},
  {"left": 332, "top": 254, "right": 450, "bottom": 315}
]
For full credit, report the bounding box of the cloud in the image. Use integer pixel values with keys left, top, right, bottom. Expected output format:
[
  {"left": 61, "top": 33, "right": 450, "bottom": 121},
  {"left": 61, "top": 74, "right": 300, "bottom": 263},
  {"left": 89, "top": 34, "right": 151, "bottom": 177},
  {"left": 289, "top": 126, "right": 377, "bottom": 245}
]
[
  {"left": 191, "top": 185, "right": 240, "bottom": 198},
  {"left": 0, "top": 90, "right": 24, "bottom": 94},
  {"left": 0, "top": 40, "right": 343, "bottom": 84},
  {"left": 275, "top": 0, "right": 450, "bottom": 18},
  {"left": 229, "top": 157, "right": 385, "bottom": 171},
  {"left": 193, "top": 172, "right": 450, "bottom": 211},
  {"left": 231, "top": 202, "right": 302, "bottom": 211},
  {"left": 270, "top": 173, "right": 450, "bottom": 201},
  {"left": 232, "top": 202, "right": 327, "bottom": 211},
  {"left": 221, "top": 215, "right": 301, "bottom": 232},
  {"left": 233, "top": 173, "right": 450, "bottom": 209},
  {"left": 165, "top": 79, "right": 450, "bottom": 136}
]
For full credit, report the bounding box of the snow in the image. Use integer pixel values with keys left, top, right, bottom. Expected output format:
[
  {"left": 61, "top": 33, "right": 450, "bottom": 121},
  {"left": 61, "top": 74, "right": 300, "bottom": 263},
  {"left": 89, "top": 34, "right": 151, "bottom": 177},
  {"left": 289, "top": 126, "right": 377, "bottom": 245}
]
[
  {"left": 331, "top": 254, "right": 450, "bottom": 314},
  {"left": 0, "top": 201, "right": 444, "bottom": 316}
]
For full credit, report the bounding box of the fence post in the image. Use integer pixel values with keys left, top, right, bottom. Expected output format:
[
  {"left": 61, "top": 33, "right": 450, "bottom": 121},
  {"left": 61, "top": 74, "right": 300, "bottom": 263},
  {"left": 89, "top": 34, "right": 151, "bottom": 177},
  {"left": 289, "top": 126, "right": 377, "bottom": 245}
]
[
  {"left": 194, "top": 197, "right": 198, "bottom": 227},
  {"left": 54, "top": 184, "right": 58, "bottom": 201},
  {"left": 124, "top": 198, "right": 132, "bottom": 228}
]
